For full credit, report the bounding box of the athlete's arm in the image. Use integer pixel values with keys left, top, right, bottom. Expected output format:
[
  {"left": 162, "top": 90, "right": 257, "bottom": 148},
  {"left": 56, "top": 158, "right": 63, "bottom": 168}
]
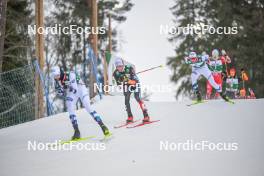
[
  {"left": 129, "top": 66, "right": 138, "bottom": 81},
  {"left": 184, "top": 57, "right": 192, "bottom": 64},
  {"left": 225, "top": 55, "right": 231, "bottom": 63},
  {"left": 54, "top": 80, "right": 65, "bottom": 97},
  {"left": 69, "top": 72, "right": 78, "bottom": 94},
  {"left": 221, "top": 50, "right": 231, "bottom": 63},
  {"left": 113, "top": 71, "right": 123, "bottom": 85}
]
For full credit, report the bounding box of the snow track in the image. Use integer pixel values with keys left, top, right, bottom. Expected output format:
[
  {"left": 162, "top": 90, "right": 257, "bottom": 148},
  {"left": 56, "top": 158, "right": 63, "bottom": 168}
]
[{"left": 0, "top": 96, "right": 263, "bottom": 176}]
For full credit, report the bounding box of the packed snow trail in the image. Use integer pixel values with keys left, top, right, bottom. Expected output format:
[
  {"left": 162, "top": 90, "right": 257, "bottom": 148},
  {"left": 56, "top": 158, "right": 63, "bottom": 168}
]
[{"left": 0, "top": 96, "right": 263, "bottom": 176}]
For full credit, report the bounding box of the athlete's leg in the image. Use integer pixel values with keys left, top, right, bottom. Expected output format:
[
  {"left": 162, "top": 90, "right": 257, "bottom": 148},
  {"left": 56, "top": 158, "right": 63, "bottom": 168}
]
[
  {"left": 191, "top": 68, "right": 202, "bottom": 101},
  {"left": 206, "top": 81, "right": 213, "bottom": 99},
  {"left": 201, "top": 67, "right": 231, "bottom": 102},
  {"left": 78, "top": 85, "right": 103, "bottom": 125},
  {"left": 66, "top": 92, "right": 80, "bottom": 139},
  {"left": 78, "top": 85, "right": 110, "bottom": 135},
  {"left": 201, "top": 66, "right": 221, "bottom": 93},
  {"left": 134, "top": 86, "right": 149, "bottom": 119},
  {"left": 201, "top": 66, "right": 230, "bottom": 101},
  {"left": 214, "top": 73, "right": 222, "bottom": 98},
  {"left": 66, "top": 93, "right": 78, "bottom": 127},
  {"left": 124, "top": 90, "right": 133, "bottom": 121}
]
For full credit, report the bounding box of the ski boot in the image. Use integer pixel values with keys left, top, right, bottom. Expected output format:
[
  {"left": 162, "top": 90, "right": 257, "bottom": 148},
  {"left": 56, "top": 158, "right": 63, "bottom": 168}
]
[
  {"left": 100, "top": 124, "right": 110, "bottom": 136},
  {"left": 220, "top": 92, "right": 231, "bottom": 102},
  {"left": 126, "top": 116, "right": 134, "bottom": 123},
  {"left": 143, "top": 116, "right": 150, "bottom": 123},
  {"left": 206, "top": 93, "right": 211, "bottom": 100},
  {"left": 72, "top": 125, "right": 81, "bottom": 140},
  {"left": 195, "top": 91, "right": 202, "bottom": 102}
]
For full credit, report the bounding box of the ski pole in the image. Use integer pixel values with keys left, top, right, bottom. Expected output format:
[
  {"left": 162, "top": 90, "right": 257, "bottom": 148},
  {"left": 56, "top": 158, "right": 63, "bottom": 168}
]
[{"left": 136, "top": 65, "right": 163, "bottom": 74}]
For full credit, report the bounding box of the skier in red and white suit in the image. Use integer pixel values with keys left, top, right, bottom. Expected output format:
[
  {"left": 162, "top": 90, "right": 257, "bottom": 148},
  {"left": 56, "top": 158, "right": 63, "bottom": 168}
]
[{"left": 206, "top": 49, "right": 231, "bottom": 99}]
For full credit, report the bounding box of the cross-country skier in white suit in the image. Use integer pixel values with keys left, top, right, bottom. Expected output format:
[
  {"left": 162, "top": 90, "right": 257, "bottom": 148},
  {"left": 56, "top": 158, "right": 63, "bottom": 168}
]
[
  {"left": 185, "top": 51, "right": 231, "bottom": 102},
  {"left": 51, "top": 66, "right": 110, "bottom": 140}
]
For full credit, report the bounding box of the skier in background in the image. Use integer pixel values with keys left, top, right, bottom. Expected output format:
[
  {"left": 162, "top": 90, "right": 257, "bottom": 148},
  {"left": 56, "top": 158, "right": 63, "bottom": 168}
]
[
  {"left": 206, "top": 49, "right": 231, "bottom": 99},
  {"left": 185, "top": 51, "right": 231, "bottom": 102},
  {"left": 226, "top": 68, "right": 239, "bottom": 99},
  {"left": 248, "top": 88, "right": 256, "bottom": 99},
  {"left": 51, "top": 66, "right": 110, "bottom": 140},
  {"left": 220, "top": 49, "right": 232, "bottom": 94},
  {"left": 113, "top": 58, "right": 150, "bottom": 123},
  {"left": 239, "top": 68, "right": 249, "bottom": 98},
  {"left": 220, "top": 49, "right": 231, "bottom": 78}
]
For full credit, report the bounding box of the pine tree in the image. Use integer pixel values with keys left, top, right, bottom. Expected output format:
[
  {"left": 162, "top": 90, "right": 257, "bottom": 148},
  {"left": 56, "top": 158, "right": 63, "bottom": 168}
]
[
  {"left": 0, "top": 0, "right": 8, "bottom": 72},
  {"left": 49, "top": 0, "right": 133, "bottom": 112},
  {"left": 168, "top": 0, "right": 264, "bottom": 98},
  {"left": 2, "top": 0, "right": 32, "bottom": 71},
  {"left": 167, "top": 0, "right": 209, "bottom": 98}
]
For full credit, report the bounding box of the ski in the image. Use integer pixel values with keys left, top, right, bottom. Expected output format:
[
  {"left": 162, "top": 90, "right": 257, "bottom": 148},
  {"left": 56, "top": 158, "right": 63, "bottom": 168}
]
[
  {"left": 99, "top": 133, "right": 114, "bottom": 142},
  {"left": 114, "top": 120, "right": 140, "bottom": 129},
  {"left": 49, "top": 136, "right": 96, "bottom": 147},
  {"left": 187, "top": 99, "right": 235, "bottom": 106},
  {"left": 225, "top": 99, "right": 235, "bottom": 104},
  {"left": 187, "top": 100, "right": 207, "bottom": 106},
  {"left": 126, "top": 120, "right": 160, "bottom": 129},
  {"left": 60, "top": 136, "right": 96, "bottom": 144}
]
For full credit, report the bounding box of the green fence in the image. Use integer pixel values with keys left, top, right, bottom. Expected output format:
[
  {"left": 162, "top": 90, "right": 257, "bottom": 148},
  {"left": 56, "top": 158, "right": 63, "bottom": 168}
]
[{"left": 0, "top": 65, "right": 36, "bottom": 128}]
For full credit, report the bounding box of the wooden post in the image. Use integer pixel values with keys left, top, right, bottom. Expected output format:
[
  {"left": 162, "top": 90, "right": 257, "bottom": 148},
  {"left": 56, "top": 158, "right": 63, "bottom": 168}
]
[
  {"left": 90, "top": 0, "right": 98, "bottom": 55},
  {"left": 88, "top": 0, "right": 98, "bottom": 98},
  {"left": 102, "top": 13, "right": 112, "bottom": 95},
  {"left": 108, "top": 13, "right": 112, "bottom": 54},
  {"left": 102, "top": 51, "right": 108, "bottom": 95},
  {"left": 35, "top": 0, "right": 44, "bottom": 118}
]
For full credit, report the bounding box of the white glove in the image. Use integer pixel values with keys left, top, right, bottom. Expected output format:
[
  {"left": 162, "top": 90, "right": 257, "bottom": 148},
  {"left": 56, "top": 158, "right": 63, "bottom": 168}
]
[
  {"left": 221, "top": 49, "right": 226, "bottom": 56},
  {"left": 201, "top": 54, "right": 209, "bottom": 62},
  {"left": 184, "top": 57, "right": 190, "bottom": 64},
  {"left": 64, "top": 80, "right": 70, "bottom": 86}
]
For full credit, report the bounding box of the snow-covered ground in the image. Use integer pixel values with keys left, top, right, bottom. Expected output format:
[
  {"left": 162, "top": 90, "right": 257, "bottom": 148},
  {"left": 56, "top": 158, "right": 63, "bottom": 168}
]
[{"left": 0, "top": 96, "right": 264, "bottom": 176}]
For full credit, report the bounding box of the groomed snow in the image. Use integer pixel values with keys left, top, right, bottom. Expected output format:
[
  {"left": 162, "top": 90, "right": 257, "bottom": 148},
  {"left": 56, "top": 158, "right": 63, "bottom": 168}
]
[{"left": 0, "top": 96, "right": 263, "bottom": 176}]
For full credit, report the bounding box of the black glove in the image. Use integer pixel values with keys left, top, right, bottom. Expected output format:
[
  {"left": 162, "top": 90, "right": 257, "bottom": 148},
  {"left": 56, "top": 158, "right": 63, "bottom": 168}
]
[
  {"left": 55, "top": 81, "right": 65, "bottom": 97},
  {"left": 56, "top": 87, "right": 65, "bottom": 97}
]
